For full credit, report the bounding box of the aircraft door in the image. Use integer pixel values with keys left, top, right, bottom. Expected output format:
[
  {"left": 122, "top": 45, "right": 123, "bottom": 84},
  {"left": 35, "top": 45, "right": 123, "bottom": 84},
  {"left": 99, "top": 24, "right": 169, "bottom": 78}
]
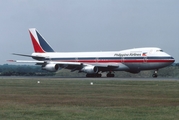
[
  {"left": 142, "top": 56, "right": 149, "bottom": 69},
  {"left": 143, "top": 56, "right": 147, "bottom": 63},
  {"left": 142, "top": 52, "right": 148, "bottom": 63},
  {"left": 121, "top": 56, "right": 124, "bottom": 63},
  {"left": 75, "top": 57, "right": 78, "bottom": 62}
]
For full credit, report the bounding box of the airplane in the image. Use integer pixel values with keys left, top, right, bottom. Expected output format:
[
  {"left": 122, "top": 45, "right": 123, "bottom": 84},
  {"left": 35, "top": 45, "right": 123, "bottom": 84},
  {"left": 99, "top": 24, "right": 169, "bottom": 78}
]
[{"left": 9, "top": 28, "right": 175, "bottom": 77}]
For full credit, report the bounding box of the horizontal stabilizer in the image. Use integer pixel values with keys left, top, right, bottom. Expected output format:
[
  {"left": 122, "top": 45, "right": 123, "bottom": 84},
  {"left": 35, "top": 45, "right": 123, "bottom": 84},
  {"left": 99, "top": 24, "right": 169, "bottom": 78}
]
[
  {"left": 13, "top": 53, "right": 45, "bottom": 60},
  {"left": 13, "top": 53, "right": 33, "bottom": 57}
]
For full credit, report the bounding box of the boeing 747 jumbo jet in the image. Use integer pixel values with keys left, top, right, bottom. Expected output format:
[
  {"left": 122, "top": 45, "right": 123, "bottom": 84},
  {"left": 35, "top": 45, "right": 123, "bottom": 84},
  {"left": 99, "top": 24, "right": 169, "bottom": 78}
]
[{"left": 10, "top": 28, "right": 175, "bottom": 77}]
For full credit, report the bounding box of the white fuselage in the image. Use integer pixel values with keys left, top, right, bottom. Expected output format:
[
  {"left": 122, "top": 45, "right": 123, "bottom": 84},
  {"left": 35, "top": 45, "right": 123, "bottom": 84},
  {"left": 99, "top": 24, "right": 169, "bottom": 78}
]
[{"left": 31, "top": 47, "right": 174, "bottom": 73}]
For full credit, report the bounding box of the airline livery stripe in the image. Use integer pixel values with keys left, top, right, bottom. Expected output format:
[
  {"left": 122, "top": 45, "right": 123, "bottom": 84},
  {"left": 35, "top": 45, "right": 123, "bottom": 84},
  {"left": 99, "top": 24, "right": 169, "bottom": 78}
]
[
  {"left": 29, "top": 32, "right": 45, "bottom": 53},
  {"left": 36, "top": 31, "right": 54, "bottom": 52},
  {"left": 45, "top": 57, "right": 174, "bottom": 63},
  {"left": 45, "top": 57, "right": 174, "bottom": 60}
]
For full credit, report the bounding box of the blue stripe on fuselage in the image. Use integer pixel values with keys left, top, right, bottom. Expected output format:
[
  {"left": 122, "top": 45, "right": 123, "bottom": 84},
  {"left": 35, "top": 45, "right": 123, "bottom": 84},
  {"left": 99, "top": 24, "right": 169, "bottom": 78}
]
[{"left": 44, "top": 56, "right": 174, "bottom": 61}]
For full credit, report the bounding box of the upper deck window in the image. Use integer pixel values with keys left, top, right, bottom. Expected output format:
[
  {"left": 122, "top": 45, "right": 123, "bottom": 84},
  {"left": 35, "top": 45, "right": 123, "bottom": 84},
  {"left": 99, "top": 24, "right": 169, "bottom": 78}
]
[{"left": 156, "top": 49, "right": 163, "bottom": 52}]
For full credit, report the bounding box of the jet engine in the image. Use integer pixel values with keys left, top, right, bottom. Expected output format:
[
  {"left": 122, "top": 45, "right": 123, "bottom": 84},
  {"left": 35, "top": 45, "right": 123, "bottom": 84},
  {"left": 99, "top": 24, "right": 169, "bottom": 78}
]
[
  {"left": 81, "top": 66, "right": 98, "bottom": 74},
  {"left": 42, "top": 64, "right": 59, "bottom": 72}
]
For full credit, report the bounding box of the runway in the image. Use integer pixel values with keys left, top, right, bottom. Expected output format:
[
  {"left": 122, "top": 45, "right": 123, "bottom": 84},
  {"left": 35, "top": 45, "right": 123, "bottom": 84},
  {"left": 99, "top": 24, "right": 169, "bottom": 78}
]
[{"left": 0, "top": 76, "right": 178, "bottom": 81}]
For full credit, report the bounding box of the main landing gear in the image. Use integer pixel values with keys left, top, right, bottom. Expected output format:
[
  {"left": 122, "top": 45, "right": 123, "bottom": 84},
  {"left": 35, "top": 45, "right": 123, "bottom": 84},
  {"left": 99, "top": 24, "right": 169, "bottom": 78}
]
[{"left": 152, "top": 70, "right": 158, "bottom": 78}]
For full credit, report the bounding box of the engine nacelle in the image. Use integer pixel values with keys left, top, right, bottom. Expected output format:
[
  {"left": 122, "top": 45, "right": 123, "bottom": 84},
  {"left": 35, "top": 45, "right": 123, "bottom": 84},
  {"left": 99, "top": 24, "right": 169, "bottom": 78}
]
[
  {"left": 81, "top": 66, "right": 98, "bottom": 74},
  {"left": 42, "top": 64, "right": 59, "bottom": 72}
]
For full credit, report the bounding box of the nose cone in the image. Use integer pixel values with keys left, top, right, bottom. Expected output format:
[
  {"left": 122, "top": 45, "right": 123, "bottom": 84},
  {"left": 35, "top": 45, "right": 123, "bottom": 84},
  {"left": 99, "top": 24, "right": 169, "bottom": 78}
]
[
  {"left": 170, "top": 56, "right": 175, "bottom": 63},
  {"left": 165, "top": 55, "right": 175, "bottom": 66},
  {"left": 159, "top": 52, "right": 175, "bottom": 67},
  {"left": 163, "top": 52, "right": 175, "bottom": 63},
  {"left": 166, "top": 53, "right": 175, "bottom": 63}
]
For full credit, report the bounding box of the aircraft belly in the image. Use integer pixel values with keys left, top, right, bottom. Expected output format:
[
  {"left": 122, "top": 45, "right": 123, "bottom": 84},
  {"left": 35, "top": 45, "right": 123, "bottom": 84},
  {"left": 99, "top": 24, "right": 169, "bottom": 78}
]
[
  {"left": 138, "top": 62, "right": 173, "bottom": 70},
  {"left": 119, "top": 62, "right": 172, "bottom": 72},
  {"left": 123, "top": 63, "right": 140, "bottom": 71}
]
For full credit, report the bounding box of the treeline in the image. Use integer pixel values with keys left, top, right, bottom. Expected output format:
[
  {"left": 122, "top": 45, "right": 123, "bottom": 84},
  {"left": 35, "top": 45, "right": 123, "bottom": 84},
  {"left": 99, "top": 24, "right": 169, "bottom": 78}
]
[
  {"left": 0, "top": 64, "right": 179, "bottom": 78},
  {"left": 0, "top": 64, "right": 55, "bottom": 76}
]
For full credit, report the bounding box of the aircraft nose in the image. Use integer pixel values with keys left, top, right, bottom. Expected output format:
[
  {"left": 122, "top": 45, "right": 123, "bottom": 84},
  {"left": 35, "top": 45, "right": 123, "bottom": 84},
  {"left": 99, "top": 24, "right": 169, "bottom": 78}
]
[
  {"left": 165, "top": 52, "right": 175, "bottom": 63},
  {"left": 168, "top": 55, "right": 175, "bottom": 63},
  {"left": 171, "top": 57, "right": 175, "bottom": 62}
]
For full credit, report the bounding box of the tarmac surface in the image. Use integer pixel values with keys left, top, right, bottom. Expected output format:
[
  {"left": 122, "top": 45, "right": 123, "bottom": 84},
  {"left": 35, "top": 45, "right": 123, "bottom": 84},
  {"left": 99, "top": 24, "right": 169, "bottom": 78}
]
[{"left": 0, "top": 76, "right": 179, "bottom": 81}]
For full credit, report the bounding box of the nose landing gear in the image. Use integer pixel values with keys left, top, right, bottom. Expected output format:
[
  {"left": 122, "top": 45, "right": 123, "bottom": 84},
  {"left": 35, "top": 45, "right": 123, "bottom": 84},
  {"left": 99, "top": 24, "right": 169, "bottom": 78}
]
[{"left": 152, "top": 70, "right": 158, "bottom": 78}]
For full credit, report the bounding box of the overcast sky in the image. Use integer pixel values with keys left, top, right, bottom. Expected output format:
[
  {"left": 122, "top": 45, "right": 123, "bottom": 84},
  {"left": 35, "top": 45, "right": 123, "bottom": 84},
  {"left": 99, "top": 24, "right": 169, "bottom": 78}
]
[{"left": 0, "top": 0, "right": 179, "bottom": 64}]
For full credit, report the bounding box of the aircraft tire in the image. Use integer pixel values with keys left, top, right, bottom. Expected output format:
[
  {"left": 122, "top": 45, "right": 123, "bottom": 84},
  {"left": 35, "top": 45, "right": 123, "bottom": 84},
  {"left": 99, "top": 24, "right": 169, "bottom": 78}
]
[{"left": 152, "top": 74, "right": 158, "bottom": 78}]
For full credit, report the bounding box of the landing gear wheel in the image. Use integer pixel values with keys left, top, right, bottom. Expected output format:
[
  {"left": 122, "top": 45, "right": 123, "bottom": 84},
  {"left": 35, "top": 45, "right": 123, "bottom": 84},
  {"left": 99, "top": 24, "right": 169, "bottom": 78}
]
[
  {"left": 152, "top": 74, "right": 158, "bottom": 78},
  {"left": 152, "top": 70, "right": 158, "bottom": 78}
]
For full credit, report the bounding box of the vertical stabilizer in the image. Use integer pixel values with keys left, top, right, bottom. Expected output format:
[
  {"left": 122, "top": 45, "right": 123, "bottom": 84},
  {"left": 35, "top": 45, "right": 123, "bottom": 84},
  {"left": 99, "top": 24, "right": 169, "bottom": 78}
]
[{"left": 29, "top": 28, "right": 55, "bottom": 53}]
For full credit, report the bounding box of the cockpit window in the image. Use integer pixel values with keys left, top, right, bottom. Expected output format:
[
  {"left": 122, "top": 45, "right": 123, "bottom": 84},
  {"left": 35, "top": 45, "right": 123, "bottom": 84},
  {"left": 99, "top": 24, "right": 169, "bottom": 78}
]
[{"left": 156, "top": 50, "right": 163, "bottom": 52}]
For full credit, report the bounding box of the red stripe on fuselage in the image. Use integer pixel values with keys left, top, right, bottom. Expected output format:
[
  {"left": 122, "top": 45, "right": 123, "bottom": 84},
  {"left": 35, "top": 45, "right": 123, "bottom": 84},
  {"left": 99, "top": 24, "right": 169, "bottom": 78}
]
[
  {"left": 29, "top": 32, "right": 45, "bottom": 53},
  {"left": 50, "top": 59, "right": 174, "bottom": 63}
]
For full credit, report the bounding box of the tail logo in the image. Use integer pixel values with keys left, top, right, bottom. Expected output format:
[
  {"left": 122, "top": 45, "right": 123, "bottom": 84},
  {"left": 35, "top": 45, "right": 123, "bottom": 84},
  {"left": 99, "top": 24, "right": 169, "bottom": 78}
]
[{"left": 29, "top": 28, "right": 55, "bottom": 53}]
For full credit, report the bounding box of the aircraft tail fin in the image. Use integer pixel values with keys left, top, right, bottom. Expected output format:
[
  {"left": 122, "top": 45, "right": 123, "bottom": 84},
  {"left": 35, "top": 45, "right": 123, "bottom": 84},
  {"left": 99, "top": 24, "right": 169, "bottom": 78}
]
[{"left": 29, "top": 28, "right": 55, "bottom": 53}]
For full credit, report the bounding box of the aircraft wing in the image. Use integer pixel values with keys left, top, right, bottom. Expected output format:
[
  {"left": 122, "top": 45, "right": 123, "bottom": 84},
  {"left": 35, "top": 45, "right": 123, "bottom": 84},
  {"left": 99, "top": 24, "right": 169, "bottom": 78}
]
[
  {"left": 7, "top": 60, "right": 45, "bottom": 65},
  {"left": 8, "top": 60, "right": 119, "bottom": 67},
  {"left": 8, "top": 60, "right": 123, "bottom": 72},
  {"left": 11, "top": 53, "right": 121, "bottom": 70},
  {"left": 8, "top": 60, "right": 42, "bottom": 63},
  {"left": 8, "top": 60, "right": 85, "bottom": 67}
]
